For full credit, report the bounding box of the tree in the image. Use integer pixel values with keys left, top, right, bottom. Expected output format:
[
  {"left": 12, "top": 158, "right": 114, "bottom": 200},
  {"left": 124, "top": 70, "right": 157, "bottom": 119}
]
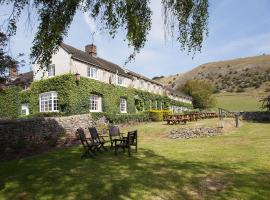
[
  {"left": 261, "top": 95, "right": 270, "bottom": 111},
  {"left": 0, "top": 0, "right": 209, "bottom": 68},
  {"left": 180, "top": 79, "right": 215, "bottom": 109},
  {"left": 0, "top": 32, "right": 20, "bottom": 83}
]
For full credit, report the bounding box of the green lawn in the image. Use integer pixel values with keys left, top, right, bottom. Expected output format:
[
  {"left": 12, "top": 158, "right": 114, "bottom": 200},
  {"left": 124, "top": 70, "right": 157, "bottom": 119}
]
[
  {"left": 1, "top": 120, "right": 270, "bottom": 200},
  {"left": 214, "top": 92, "right": 265, "bottom": 111}
]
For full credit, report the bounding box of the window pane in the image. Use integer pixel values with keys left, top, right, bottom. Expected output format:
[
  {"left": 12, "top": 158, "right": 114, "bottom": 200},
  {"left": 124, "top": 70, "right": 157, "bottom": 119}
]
[{"left": 39, "top": 92, "right": 58, "bottom": 112}]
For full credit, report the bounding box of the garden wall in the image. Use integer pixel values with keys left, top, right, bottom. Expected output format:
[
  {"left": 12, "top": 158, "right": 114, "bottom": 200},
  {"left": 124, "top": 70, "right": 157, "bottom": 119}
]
[
  {"left": 240, "top": 111, "right": 270, "bottom": 122},
  {"left": 0, "top": 114, "right": 94, "bottom": 160}
]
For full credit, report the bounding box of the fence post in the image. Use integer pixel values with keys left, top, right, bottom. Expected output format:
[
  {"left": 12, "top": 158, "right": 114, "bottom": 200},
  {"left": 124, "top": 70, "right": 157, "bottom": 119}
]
[{"left": 235, "top": 114, "right": 239, "bottom": 128}]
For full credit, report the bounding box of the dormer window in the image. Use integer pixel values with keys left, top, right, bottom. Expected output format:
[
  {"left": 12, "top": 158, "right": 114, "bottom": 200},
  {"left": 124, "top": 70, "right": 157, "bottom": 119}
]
[
  {"left": 48, "top": 64, "right": 55, "bottom": 77},
  {"left": 87, "top": 66, "right": 97, "bottom": 79}
]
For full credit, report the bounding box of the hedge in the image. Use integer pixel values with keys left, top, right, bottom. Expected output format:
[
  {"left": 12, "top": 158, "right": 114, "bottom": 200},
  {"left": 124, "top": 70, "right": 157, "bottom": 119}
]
[
  {"left": 0, "top": 74, "right": 193, "bottom": 119},
  {"left": 147, "top": 110, "right": 173, "bottom": 121},
  {"left": 0, "top": 86, "right": 22, "bottom": 118}
]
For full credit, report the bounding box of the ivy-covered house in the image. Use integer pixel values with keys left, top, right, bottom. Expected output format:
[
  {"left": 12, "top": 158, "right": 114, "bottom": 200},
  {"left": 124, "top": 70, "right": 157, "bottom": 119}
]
[{"left": 0, "top": 43, "right": 192, "bottom": 118}]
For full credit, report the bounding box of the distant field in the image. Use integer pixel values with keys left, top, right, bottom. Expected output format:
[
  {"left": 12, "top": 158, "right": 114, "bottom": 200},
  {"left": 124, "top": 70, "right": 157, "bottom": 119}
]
[{"left": 214, "top": 92, "right": 267, "bottom": 111}]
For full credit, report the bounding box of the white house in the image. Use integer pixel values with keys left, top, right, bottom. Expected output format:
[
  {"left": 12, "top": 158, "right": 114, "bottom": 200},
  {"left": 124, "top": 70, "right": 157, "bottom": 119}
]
[{"left": 31, "top": 43, "right": 192, "bottom": 114}]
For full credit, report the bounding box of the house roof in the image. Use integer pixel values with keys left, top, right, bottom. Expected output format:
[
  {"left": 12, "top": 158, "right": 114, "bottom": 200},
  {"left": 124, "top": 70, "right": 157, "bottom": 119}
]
[
  {"left": 6, "top": 71, "right": 33, "bottom": 87},
  {"left": 60, "top": 43, "right": 163, "bottom": 86},
  {"left": 164, "top": 86, "right": 192, "bottom": 100},
  {"left": 61, "top": 43, "right": 131, "bottom": 78}
]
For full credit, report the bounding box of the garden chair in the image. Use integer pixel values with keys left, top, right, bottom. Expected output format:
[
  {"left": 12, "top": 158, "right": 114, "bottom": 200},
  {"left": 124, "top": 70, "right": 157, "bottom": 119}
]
[
  {"left": 114, "top": 130, "right": 137, "bottom": 156},
  {"left": 76, "top": 128, "right": 98, "bottom": 159},
  {"left": 88, "top": 127, "right": 107, "bottom": 152},
  {"left": 109, "top": 125, "right": 125, "bottom": 148}
]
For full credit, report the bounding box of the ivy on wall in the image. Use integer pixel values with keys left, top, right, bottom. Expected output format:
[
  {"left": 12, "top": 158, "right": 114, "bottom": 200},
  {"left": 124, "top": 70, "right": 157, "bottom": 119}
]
[
  {"left": 0, "top": 86, "right": 22, "bottom": 118},
  {"left": 0, "top": 74, "right": 193, "bottom": 118}
]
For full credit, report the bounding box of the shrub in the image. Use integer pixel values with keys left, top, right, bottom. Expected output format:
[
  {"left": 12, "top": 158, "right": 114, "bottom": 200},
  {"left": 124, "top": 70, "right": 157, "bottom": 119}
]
[
  {"left": 236, "top": 88, "right": 245, "bottom": 93},
  {"left": 148, "top": 110, "right": 164, "bottom": 121},
  {"left": 91, "top": 112, "right": 149, "bottom": 124}
]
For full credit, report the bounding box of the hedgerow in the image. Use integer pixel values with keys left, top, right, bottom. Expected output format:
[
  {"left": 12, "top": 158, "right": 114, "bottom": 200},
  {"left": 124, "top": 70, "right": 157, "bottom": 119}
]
[{"left": 0, "top": 86, "right": 21, "bottom": 118}]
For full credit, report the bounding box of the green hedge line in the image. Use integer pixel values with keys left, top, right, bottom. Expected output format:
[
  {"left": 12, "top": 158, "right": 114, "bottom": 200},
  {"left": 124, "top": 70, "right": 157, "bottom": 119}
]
[
  {"left": 0, "top": 74, "right": 193, "bottom": 119},
  {"left": 0, "top": 87, "right": 22, "bottom": 118}
]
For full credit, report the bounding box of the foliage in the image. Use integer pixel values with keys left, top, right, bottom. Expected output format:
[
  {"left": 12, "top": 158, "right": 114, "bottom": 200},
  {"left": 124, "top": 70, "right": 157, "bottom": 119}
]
[
  {"left": 1, "top": 0, "right": 209, "bottom": 67},
  {"left": 147, "top": 110, "right": 164, "bottom": 121},
  {"left": 236, "top": 88, "right": 245, "bottom": 93},
  {"left": 181, "top": 80, "right": 215, "bottom": 109},
  {"left": 152, "top": 76, "right": 164, "bottom": 80},
  {"left": 0, "top": 74, "right": 192, "bottom": 119},
  {"left": 261, "top": 95, "right": 270, "bottom": 111},
  {"left": 0, "top": 32, "right": 23, "bottom": 82},
  {"left": 0, "top": 86, "right": 21, "bottom": 118}
]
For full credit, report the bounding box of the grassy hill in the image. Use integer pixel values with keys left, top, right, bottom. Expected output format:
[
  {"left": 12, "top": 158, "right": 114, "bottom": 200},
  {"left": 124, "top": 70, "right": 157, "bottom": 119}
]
[
  {"left": 158, "top": 54, "right": 270, "bottom": 93},
  {"left": 156, "top": 54, "right": 270, "bottom": 111},
  {"left": 213, "top": 92, "right": 265, "bottom": 111}
]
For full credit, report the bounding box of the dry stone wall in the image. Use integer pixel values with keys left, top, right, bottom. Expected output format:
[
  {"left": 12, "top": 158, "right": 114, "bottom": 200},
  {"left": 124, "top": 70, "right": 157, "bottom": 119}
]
[
  {"left": 0, "top": 114, "right": 94, "bottom": 160},
  {"left": 240, "top": 112, "right": 270, "bottom": 122}
]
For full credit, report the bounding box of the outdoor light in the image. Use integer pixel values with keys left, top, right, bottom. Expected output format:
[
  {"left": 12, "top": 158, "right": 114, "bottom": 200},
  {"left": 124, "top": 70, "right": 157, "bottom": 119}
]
[{"left": 75, "top": 73, "right": 80, "bottom": 82}]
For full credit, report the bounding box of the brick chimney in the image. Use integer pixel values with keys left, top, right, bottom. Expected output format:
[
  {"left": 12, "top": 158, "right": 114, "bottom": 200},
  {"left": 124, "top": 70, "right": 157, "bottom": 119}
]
[
  {"left": 85, "top": 44, "right": 97, "bottom": 57},
  {"left": 9, "top": 68, "right": 18, "bottom": 79}
]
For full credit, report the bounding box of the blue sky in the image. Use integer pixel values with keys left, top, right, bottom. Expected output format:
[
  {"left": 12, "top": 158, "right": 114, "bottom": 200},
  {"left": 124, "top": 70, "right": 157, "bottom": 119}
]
[{"left": 1, "top": 0, "right": 270, "bottom": 78}]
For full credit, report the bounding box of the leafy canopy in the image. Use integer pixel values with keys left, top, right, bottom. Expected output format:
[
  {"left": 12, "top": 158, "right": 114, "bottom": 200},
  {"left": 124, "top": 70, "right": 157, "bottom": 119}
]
[
  {"left": 181, "top": 79, "right": 215, "bottom": 110},
  {"left": 0, "top": 0, "right": 209, "bottom": 67},
  {"left": 0, "top": 32, "right": 22, "bottom": 83}
]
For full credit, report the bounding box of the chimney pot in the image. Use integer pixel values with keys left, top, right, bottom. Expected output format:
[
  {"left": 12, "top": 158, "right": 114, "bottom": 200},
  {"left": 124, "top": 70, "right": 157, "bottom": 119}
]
[{"left": 85, "top": 44, "right": 97, "bottom": 57}]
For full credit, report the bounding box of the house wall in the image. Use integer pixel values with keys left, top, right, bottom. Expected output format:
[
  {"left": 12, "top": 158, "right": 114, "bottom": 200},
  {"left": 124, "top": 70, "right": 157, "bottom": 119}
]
[
  {"left": 33, "top": 48, "right": 71, "bottom": 80},
  {"left": 32, "top": 46, "right": 191, "bottom": 105}
]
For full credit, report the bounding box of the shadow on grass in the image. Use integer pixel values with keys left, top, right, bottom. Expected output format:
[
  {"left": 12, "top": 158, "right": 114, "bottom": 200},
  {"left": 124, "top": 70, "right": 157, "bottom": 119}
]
[{"left": 0, "top": 147, "right": 269, "bottom": 200}]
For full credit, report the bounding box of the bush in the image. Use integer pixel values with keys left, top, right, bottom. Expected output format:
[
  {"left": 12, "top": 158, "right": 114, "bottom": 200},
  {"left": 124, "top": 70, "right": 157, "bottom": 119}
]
[
  {"left": 162, "top": 110, "right": 173, "bottom": 120},
  {"left": 148, "top": 110, "right": 164, "bottom": 121},
  {"left": 236, "top": 88, "right": 245, "bottom": 93}
]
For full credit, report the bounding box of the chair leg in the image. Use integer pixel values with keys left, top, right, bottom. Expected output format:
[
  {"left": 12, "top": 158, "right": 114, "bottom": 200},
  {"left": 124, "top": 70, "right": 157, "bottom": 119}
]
[
  {"left": 135, "top": 144, "right": 138, "bottom": 153},
  {"left": 128, "top": 146, "right": 131, "bottom": 156}
]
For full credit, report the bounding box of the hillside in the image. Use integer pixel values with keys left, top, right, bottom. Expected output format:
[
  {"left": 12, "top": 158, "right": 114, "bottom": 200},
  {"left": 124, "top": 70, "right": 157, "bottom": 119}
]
[{"left": 158, "top": 54, "right": 270, "bottom": 93}]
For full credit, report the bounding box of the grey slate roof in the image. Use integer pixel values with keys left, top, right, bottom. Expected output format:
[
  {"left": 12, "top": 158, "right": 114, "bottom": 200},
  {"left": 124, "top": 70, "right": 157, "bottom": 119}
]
[
  {"left": 61, "top": 43, "right": 190, "bottom": 98},
  {"left": 61, "top": 43, "right": 131, "bottom": 78},
  {"left": 7, "top": 71, "right": 33, "bottom": 87},
  {"left": 164, "top": 86, "right": 192, "bottom": 100}
]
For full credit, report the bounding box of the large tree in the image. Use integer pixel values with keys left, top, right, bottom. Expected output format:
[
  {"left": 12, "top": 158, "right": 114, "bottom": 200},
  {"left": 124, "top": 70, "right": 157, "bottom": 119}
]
[
  {"left": 0, "top": 0, "right": 209, "bottom": 67},
  {"left": 0, "top": 32, "right": 20, "bottom": 83},
  {"left": 180, "top": 79, "right": 216, "bottom": 110}
]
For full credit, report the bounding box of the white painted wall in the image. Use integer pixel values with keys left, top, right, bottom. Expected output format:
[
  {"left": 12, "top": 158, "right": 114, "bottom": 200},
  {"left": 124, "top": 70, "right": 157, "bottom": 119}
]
[
  {"left": 32, "top": 46, "right": 191, "bottom": 106},
  {"left": 33, "top": 47, "right": 71, "bottom": 80}
]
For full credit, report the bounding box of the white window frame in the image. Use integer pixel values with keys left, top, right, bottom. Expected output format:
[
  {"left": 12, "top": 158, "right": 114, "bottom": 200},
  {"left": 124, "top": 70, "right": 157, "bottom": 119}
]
[
  {"left": 48, "top": 64, "right": 55, "bottom": 77},
  {"left": 120, "top": 98, "right": 127, "bottom": 113},
  {"left": 117, "top": 75, "right": 124, "bottom": 85},
  {"left": 21, "top": 103, "right": 29, "bottom": 115},
  {"left": 39, "top": 91, "right": 58, "bottom": 112},
  {"left": 87, "top": 66, "right": 98, "bottom": 79},
  {"left": 102, "top": 71, "right": 107, "bottom": 82},
  {"left": 90, "top": 94, "right": 102, "bottom": 112}
]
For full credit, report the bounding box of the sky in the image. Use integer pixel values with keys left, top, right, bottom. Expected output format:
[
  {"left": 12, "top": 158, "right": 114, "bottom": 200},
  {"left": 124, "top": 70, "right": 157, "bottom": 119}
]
[{"left": 1, "top": 0, "right": 270, "bottom": 78}]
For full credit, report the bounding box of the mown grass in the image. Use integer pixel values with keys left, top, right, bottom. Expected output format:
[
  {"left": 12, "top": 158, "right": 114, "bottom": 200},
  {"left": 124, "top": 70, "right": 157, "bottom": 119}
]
[
  {"left": 214, "top": 92, "right": 266, "bottom": 111},
  {"left": 0, "top": 119, "right": 270, "bottom": 200}
]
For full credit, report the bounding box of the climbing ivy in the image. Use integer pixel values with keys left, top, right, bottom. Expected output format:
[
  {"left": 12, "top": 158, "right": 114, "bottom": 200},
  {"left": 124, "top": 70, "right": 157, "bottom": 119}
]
[
  {"left": 0, "top": 86, "right": 21, "bottom": 118},
  {"left": 0, "top": 74, "right": 193, "bottom": 118}
]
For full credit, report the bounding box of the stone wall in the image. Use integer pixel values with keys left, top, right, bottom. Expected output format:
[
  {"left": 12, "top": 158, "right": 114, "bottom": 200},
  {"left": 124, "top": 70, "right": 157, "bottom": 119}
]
[
  {"left": 0, "top": 114, "right": 94, "bottom": 160},
  {"left": 240, "top": 112, "right": 270, "bottom": 122}
]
